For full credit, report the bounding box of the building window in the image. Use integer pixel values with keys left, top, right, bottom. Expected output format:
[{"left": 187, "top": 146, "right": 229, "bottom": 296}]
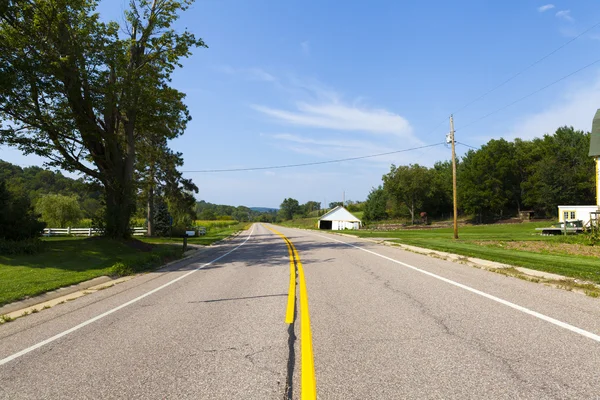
[{"left": 570, "top": 211, "right": 576, "bottom": 220}]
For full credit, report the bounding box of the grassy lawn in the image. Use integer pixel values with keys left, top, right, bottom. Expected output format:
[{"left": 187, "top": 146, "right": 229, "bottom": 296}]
[
  {"left": 0, "top": 238, "right": 182, "bottom": 307},
  {"left": 139, "top": 222, "right": 250, "bottom": 246},
  {"left": 351, "top": 222, "right": 600, "bottom": 283}
]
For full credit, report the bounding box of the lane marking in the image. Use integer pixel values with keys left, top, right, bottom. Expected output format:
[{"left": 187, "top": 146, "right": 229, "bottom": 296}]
[
  {"left": 263, "top": 225, "right": 295, "bottom": 324},
  {"left": 265, "top": 225, "right": 317, "bottom": 400},
  {"left": 0, "top": 226, "right": 256, "bottom": 367},
  {"left": 305, "top": 231, "right": 600, "bottom": 344}
]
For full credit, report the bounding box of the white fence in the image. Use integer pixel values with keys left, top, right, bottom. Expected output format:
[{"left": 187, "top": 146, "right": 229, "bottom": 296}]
[{"left": 43, "top": 227, "right": 148, "bottom": 237}]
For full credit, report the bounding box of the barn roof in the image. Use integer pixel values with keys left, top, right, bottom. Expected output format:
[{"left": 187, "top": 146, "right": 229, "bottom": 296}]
[
  {"left": 590, "top": 109, "right": 600, "bottom": 157},
  {"left": 319, "top": 206, "right": 361, "bottom": 222}
]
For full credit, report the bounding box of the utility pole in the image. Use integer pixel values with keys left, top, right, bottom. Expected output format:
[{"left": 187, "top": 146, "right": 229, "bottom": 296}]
[{"left": 450, "top": 115, "right": 459, "bottom": 239}]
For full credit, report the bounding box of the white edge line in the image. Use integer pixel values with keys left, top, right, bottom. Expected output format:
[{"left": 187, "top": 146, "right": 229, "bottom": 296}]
[
  {"left": 306, "top": 231, "right": 600, "bottom": 343},
  {"left": 0, "top": 225, "right": 256, "bottom": 366}
]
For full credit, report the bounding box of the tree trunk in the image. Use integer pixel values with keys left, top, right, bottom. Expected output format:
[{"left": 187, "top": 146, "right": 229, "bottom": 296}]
[
  {"left": 104, "top": 178, "right": 134, "bottom": 239},
  {"left": 147, "top": 184, "right": 154, "bottom": 236},
  {"left": 410, "top": 199, "right": 415, "bottom": 225}
]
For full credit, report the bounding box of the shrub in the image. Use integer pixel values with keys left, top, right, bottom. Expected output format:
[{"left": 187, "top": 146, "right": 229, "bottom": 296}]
[
  {"left": 0, "top": 238, "right": 45, "bottom": 255},
  {"left": 0, "top": 180, "right": 46, "bottom": 241}
]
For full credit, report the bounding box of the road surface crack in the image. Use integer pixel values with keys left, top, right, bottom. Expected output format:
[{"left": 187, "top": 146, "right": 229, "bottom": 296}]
[{"left": 283, "top": 265, "right": 298, "bottom": 400}]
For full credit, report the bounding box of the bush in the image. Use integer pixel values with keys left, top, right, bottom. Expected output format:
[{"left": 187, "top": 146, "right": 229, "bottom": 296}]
[
  {"left": 0, "top": 238, "right": 46, "bottom": 255},
  {"left": 109, "top": 247, "right": 182, "bottom": 277},
  {"left": 0, "top": 180, "right": 46, "bottom": 241}
]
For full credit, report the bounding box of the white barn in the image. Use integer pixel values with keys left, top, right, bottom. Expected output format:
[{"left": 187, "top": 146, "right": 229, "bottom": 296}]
[{"left": 318, "top": 206, "right": 362, "bottom": 230}]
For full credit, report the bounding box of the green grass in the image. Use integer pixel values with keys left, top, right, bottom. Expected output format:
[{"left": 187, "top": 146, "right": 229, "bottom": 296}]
[
  {"left": 140, "top": 222, "right": 250, "bottom": 246},
  {"left": 278, "top": 217, "right": 319, "bottom": 229},
  {"left": 0, "top": 238, "right": 182, "bottom": 307},
  {"left": 351, "top": 222, "right": 600, "bottom": 283}
]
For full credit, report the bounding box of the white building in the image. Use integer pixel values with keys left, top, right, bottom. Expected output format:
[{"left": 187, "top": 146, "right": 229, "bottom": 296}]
[
  {"left": 557, "top": 205, "right": 598, "bottom": 226},
  {"left": 318, "top": 206, "right": 362, "bottom": 230}
]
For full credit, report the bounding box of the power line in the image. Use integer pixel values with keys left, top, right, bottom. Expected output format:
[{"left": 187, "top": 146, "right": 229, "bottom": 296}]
[
  {"left": 456, "top": 141, "right": 478, "bottom": 149},
  {"left": 451, "top": 20, "right": 600, "bottom": 116},
  {"left": 457, "top": 57, "right": 600, "bottom": 132},
  {"left": 181, "top": 143, "right": 446, "bottom": 173}
]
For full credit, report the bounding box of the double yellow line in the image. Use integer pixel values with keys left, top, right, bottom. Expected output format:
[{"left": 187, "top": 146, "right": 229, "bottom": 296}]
[{"left": 264, "top": 225, "right": 316, "bottom": 400}]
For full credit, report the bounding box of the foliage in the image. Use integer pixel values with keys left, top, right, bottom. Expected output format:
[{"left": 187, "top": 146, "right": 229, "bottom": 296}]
[
  {"left": 520, "top": 127, "right": 595, "bottom": 216},
  {"left": 0, "top": 238, "right": 45, "bottom": 255},
  {"left": 36, "top": 194, "right": 82, "bottom": 228},
  {"left": 383, "top": 164, "right": 431, "bottom": 224},
  {"left": 458, "top": 139, "right": 519, "bottom": 222},
  {"left": 0, "top": 0, "right": 205, "bottom": 238},
  {"left": 153, "top": 196, "right": 172, "bottom": 237},
  {"left": 279, "top": 198, "right": 300, "bottom": 220},
  {"left": 195, "top": 200, "right": 277, "bottom": 222},
  {"left": 0, "top": 180, "right": 46, "bottom": 242},
  {"left": 363, "top": 186, "right": 388, "bottom": 222}
]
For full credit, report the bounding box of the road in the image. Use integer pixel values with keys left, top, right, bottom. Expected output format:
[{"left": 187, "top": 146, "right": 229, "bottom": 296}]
[{"left": 1, "top": 224, "right": 599, "bottom": 399}]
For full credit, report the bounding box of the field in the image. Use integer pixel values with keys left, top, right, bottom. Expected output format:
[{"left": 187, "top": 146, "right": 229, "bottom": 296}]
[
  {"left": 276, "top": 218, "right": 600, "bottom": 284},
  {"left": 140, "top": 221, "right": 250, "bottom": 246},
  {"left": 352, "top": 222, "right": 600, "bottom": 283},
  {"left": 0, "top": 238, "right": 182, "bottom": 307}
]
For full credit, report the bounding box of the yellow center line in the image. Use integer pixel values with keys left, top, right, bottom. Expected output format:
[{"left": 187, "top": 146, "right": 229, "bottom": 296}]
[
  {"left": 262, "top": 224, "right": 317, "bottom": 400},
  {"left": 263, "top": 225, "right": 296, "bottom": 324}
]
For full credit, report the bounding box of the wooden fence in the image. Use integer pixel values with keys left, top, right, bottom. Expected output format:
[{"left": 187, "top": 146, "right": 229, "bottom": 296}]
[{"left": 43, "top": 227, "right": 148, "bottom": 237}]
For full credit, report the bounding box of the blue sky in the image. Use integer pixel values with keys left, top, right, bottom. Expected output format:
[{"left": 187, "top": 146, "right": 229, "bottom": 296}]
[{"left": 2, "top": 0, "right": 600, "bottom": 208}]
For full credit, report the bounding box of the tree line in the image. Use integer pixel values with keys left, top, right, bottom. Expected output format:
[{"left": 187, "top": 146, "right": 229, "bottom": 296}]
[
  {"left": 195, "top": 201, "right": 278, "bottom": 222},
  {"left": 364, "top": 126, "right": 595, "bottom": 223}
]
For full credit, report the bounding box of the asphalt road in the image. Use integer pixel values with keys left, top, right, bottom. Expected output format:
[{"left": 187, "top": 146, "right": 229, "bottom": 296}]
[{"left": 1, "top": 223, "right": 599, "bottom": 399}]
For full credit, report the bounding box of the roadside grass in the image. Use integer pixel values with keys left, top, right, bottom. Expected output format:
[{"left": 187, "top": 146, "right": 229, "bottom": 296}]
[
  {"left": 140, "top": 222, "right": 250, "bottom": 246},
  {"left": 0, "top": 238, "right": 182, "bottom": 307},
  {"left": 278, "top": 217, "right": 319, "bottom": 229},
  {"left": 351, "top": 222, "right": 600, "bottom": 283}
]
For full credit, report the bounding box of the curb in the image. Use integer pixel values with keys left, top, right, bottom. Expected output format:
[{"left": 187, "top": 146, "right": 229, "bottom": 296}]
[{"left": 0, "top": 246, "right": 206, "bottom": 321}]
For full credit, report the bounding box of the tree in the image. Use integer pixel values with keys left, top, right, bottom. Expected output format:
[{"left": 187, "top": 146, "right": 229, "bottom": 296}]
[
  {"left": 458, "top": 139, "right": 519, "bottom": 222},
  {"left": 0, "top": 180, "right": 46, "bottom": 241},
  {"left": 383, "top": 164, "right": 431, "bottom": 224},
  {"left": 520, "top": 127, "right": 594, "bottom": 216},
  {"left": 279, "top": 198, "right": 300, "bottom": 220},
  {"left": 0, "top": 0, "right": 206, "bottom": 238},
  {"left": 153, "top": 195, "right": 171, "bottom": 237},
  {"left": 329, "top": 202, "right": 343, "bottom": 209},
  {"left": 363, "top": 186, "right": 388, "bottom": 222},
  {"left": 36, "top": 194, "right": 83, "bottom": 228},
  {"left": 300, "top": 201, "right": 320, "bottom": 216}
]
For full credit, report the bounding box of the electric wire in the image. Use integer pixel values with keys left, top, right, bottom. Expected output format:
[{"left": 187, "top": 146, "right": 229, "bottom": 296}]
[
  {"left": 451, "top": 20, "right": 600, "bottom": 116},
  {"left": 181, "top": 143, "right": 446, "bottom": 173},
  {"left": 457, "top": 57, "right": 600, "bottom": 132}
]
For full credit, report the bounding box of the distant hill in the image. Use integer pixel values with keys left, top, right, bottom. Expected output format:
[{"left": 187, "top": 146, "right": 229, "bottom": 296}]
[{"left": 250, "top": 207, "right": 278, "bottom": 213}]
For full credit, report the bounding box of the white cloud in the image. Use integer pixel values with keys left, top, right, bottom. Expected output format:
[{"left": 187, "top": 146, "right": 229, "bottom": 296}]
[
  {"left": 538, "top": 4, "right": 555, "bottom": 12},
  {"left": 556, "top": 10, "right": 574, "bottom": 22},
  {"left": 504, "top": 73, "right": 600, "bottom": 140},
  {"left": 301, "top": 41, "right": 310, "bottom": 56},
  {"left": 253, "top": 102, "right": 413, "bottom": 137}
]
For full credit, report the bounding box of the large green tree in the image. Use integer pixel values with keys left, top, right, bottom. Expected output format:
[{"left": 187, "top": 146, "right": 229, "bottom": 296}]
[
  {"left": 520, "top": 127, "right": 594, "bottom": 215},
  {"left": 458, "top": 139, "right": 520, "bottom": 222},
  {"left": 383, "top": 164, "right": 431, "bottom": 224},
  {"left": 0, "top": 0, "right": 205, "bottom": 238},
  {"left": 279, "top": 198, "right": 300, "bottom": 220},
  {"left": 363, "top": 186, "right": 388, "bottom": 222}
]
